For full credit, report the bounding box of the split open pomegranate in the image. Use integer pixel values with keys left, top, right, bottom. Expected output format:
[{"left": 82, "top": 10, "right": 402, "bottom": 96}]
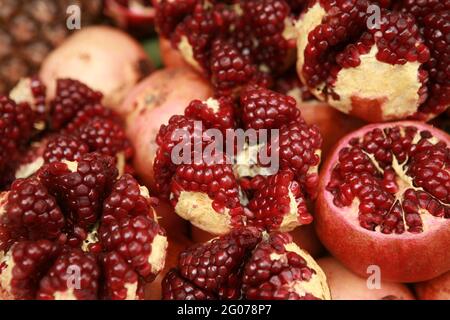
[
  {"left": 161, "top": 228, "right": 331, "bottom": 300},
  {"left": 296, "top": 0, "right": 449, "bottom": 122},
  {"left": 153, "top": 0, "right": 304, "bottom": 95},
  {"left": 153, "top": 85, "right": 323, "bottom": 235},
  {"left": 0, "top": 77, "right": 167, "bottom": 300},
  {"left": 316, "top": 121, "right": 450, "bottom": 282}
]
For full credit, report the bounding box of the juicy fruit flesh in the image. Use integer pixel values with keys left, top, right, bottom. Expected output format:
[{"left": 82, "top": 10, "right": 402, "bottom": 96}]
[{"left": 327, "top": 124, "right": 450, "bottom": 234}]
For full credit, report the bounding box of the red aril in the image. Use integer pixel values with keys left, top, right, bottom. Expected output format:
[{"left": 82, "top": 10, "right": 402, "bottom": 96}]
[
  {"left": 123, "top": 68, "right": 213, "bottom": 189},
  {"left": 316, "top": 121, "right": 450, "bottom": 282}
]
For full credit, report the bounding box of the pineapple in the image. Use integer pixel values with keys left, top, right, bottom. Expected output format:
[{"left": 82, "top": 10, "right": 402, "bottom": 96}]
[{"left": 0, "top": 0, "right": 103, "bottom": 94}]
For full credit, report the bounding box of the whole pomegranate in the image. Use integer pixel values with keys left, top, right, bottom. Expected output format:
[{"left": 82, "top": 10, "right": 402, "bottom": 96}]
[
  {"left": 318, "top": 257, "right": 415, "bottom": 300},
  {"left": 0, "top": 78, "right": 167, "bottom": 300},
  {"left": 153, "top": 85, "right": 323, "bottom": 236},
  {"left": 415, "top": 271, "right": 450, "bottom": 300},
  {"left": 296, "top": 0, "right": 449, "bottom": 122},
  {"left": 316, "top": 121, "right": 450, "bottom": 282},
  {"left": 153, "top": 0, "right": 305, "bottom": 95},
  {"left": 162, "top": 228, "right": 331, "bottom": 300},
  {"left": 40, "top": 26, "right": 153, "bottom": 109}
]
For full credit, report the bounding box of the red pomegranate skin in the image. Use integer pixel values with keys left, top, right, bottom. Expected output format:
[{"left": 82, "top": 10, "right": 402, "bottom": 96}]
[
  {"left": 123, "top": 68, "right": 213, "bottom": 190},
  {"left": 318, "top": 257, "right": 415, "bottom": 300},
  {"left": 297, "top": 101, "right": 366, "bottom": 158},
  {"left": 415, "top": 271, "right": 450, "bottom": 300},
  {"left": 316, "top": 121, "right": 450, "bottom": 283},
  {"left": 159, "top": 37, "right": 191, "bottom": 69}
]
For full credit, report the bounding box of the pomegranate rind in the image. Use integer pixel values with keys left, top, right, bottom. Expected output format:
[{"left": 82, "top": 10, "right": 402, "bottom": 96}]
[{"left": 316, "top": 121, "right": 450, "bottom": 282}]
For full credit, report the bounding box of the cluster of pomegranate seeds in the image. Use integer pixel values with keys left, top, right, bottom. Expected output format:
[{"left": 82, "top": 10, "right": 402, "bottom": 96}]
[
  {"left": 247, "top": 171, "right": 312, "bottom": 231},
  {"left": 49, "top": 79, "right": 103, "bottom": 130},
  {"left": 154, "top": 0, "right": 298, "bottom": 94},
  {"left": 162, "top": 228, "right": 331, "bottom": 300},
  {"left": 296, "top": 0, "right": 448, "bottom": 120},
  {"left": 43, "top": 135, "right": 89, "bottom": 164},
  {"left": 0, "top": 77, "right": 134, "bottom": 188},
  {"left": 326, "top": 124, "right": 450, "bottom": 234},
  {"left": 0, "top": 177, "right": 64, "bottom": 252},
  {"left": 37, "top": 248, "right": 100, "bottom": 300},
  {"left": 418, "top": 11, "right": 450, "bottom": 117},
  {"left": 241, "top": 85, "right": 302, "bottom": 130},
  {"left": 153, "top": 85, "right": 322, "bottom": 234},
  {"left": 184, "top": 97, "right": 235, "bottom": 133},
  {"left": 0, "top": 158, "right": 167, "bottom": 299},
  {"left": 0, "top": 77, "right": 166, "bottom": 300}
]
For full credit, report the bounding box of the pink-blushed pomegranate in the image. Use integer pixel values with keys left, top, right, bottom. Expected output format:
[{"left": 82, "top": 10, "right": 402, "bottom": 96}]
[
  {"left": 161, "top": 228, "right": 331, "bottom": 300},
  {"left": 318, "top": 257, "right": 415, "bottom": 300},
  {"left": 316, "top": 121, "right": 450, "bottom": 283},
  {"left": 159, "top": 37, "right": 190, "bottom": 69},
  {"left": 295, "top": 0, "right": 449, "bottom": 122},
  {"left": 153, "top": 85, "right": 323, "bottom": 236},
  {"left": 153, "top": 0, "right": 304, "bottom": 95},
  {"left": 415, "top": 271, "right": 450, "bottom": 300},
  {"left": 105, "top": 0, "right": 156, "bottom": 38},
  {"left": 40, "top": 26, "right": 153, "bottom": 109}
]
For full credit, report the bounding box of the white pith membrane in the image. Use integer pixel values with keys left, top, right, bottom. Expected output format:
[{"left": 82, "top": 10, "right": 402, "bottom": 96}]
[
  {"left": 267, "top": 237, "right": 331, "bottom": 300},
  {"left": 330, "top": 126, "right": 449, "bottom": 233},
  {"left": 174, "top": 191, "right": 233, "bottom": 235},
  {"left": 295, "top": 2, "right": 424, "bottom": 120},
  {"left": 148, "top": 233, "right": 168, "bottom": 275},
  {"left": 9, "top": 78, "right": 46, "bottom": 131},
  {"left": 62, "top": 160, "right": 78, "bottom": 172},
  {"left": 279, "top": 190, "right": 304, "bottom": 232},
  {"left": 15, "top": 157, "right": 44, "bottom": 179},
  {"left": 330, "top": 46, "right": 422, "bottom": 120}
]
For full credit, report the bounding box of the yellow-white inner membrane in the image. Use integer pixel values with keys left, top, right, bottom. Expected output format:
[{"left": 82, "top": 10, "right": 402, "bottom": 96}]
[{"left": 269, "top": 241, "right": 331, "bottom": 300}]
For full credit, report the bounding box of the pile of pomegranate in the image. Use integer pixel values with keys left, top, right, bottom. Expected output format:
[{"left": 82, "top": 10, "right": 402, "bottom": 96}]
[{"left": 0, "top": 0, "right": 449, "bottom": 301}]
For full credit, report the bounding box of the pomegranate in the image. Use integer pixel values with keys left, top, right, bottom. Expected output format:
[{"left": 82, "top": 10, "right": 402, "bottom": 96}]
[
  {"left": 123, "top": 67, "right": 213, "bottom": 189},
  {"left": 153, "top": 0, "right": 304, "bottom": 95},
  {"left": 6, "top": 78, "right": 133, "bottom": 182},
  {"left": 190, "top": 223, "right": 325, "bottom": 259},
  {"left": 153, "top": 85, "right": 323, "bottom": 236},
  {"left": 40, "top": 26, "right": 152, "bottom": 109},
  {"left": 318, "top": 257, "right": 415, "bottom": 300},
  {"left": 159, "top": 37, "right": 190, "bottom": 69},
  {"left": 145, "top": 233, "right": 193, "bottom": 300},
  {"left": 105, "top": 0, "right": 156, "bottom": 38},
  {"left": 0, "top": 77, "right": 167, "bottom": 300},
  {"left": 415, "top": 271, "right": 450, "bottom": 300},
  {"left": 316, "top": 121, "right": 450, "bottom": 282},
  {"left": 161, "top": 228, "right": 331, "bottom": 300},
  {"left": 295, "top": 0, "right": 449, "bottom": 122}
]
